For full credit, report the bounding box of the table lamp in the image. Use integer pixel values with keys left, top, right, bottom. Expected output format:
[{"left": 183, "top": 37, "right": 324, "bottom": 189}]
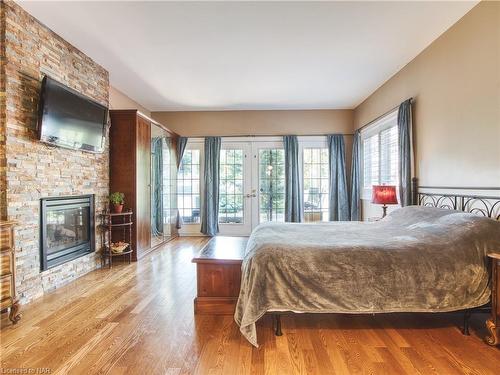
[{"left": 371, "top": 185, "right": 398, "bottom": 218}]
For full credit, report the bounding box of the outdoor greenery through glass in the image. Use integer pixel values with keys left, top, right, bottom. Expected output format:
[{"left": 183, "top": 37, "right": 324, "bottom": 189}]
[
  {"left": 219, "top": 149, "right": 244, "bottom": 224},
  {"left": 259, "top": 149, "right": 285, "bottom": 223},
  {"left": 177, "top": 149, "right": 201, "bottom": 223},
  {"left": 303, "top": 148, "right": 329, "bottom": 222}
]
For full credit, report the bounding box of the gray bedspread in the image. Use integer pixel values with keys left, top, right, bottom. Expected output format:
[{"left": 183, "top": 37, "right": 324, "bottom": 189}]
[{"left": 234, "top": 206, "right": 500, "bottom": 346}]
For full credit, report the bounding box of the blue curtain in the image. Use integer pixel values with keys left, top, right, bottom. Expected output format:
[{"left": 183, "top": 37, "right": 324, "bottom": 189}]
[
  {"left": 398, "top": 99, "right": 413, "bottom": 206},
  {"left": 175, "top": 137, "right": 188, "bottom": 229},
  {"left": 176, "top": 137, "right": 188, "bottom": 168},
  {"left": 201, "top": 137, "right": 221, "bottom": 236},
  {"left": 350, "top": 130, "right": 361, "bottom": 220},
  {"left": 151, "top": 137, "right": 163, "bottom": 236},
  {"left": 283, "top": 135, "right": 303, "bottom": 222},
  {"left": 327, "top": 135, "right": 350, "bottom": 221}
]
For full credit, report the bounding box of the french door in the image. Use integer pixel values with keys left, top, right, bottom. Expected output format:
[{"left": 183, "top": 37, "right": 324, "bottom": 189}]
[
  {"left": 218, "top": 142, "right": 252, "bottom": 235},
  {"left": 218, "top": 140, "right": 285, "bottom": 236}
]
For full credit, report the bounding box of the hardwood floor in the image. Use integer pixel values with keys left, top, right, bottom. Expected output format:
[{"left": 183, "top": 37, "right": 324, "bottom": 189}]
[{"left": 1, "top": 237, "right": 499, "bottom": 374}]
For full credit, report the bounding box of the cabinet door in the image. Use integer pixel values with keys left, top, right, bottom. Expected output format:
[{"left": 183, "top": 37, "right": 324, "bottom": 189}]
[{"left": 136, "top": 117, "right": 151, "bottom": 255}]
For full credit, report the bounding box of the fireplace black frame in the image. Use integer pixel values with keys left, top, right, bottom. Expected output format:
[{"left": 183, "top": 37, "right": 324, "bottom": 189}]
[{"left": 40, "top": 195, "right": 95, "bottom": 271}]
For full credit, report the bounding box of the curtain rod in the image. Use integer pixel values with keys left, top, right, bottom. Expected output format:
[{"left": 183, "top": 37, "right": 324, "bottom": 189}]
[
  {"left": 181, "top": 133, "right": 354, "bottom": 138},
  {"left": 356, "top": 97, "right": 413, "bottom": 133}
]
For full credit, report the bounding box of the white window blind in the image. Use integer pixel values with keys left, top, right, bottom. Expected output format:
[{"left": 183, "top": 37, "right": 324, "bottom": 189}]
[
  {"left": 379, "top": 125, "right": 398, "bottom": 184},
  {"left": 361, "top": 111, "right": 399, "bottom": 198}
]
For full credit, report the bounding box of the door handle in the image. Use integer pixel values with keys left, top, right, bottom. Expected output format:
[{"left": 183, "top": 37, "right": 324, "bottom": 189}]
[{"left": 245, "top": 193, "right": 257, "bottom": 198}]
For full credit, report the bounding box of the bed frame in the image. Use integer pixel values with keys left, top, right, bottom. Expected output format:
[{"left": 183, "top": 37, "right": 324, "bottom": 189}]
[
  {"left": 411, "top": 178, "right": 500, "bottom": 219},
  {"left": 273, "top": 177, "right": 500, "bottom": 345}
]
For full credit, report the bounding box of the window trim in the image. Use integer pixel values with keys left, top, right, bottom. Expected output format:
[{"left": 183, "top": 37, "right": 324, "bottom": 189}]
[{"left": 360, "top": 110, "right": 398, "bottom": 200}]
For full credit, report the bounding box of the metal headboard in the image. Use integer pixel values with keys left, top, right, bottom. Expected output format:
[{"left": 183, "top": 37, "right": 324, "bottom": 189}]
[{"left": 411, "top": 178, "right": 500, "bottom": 221}]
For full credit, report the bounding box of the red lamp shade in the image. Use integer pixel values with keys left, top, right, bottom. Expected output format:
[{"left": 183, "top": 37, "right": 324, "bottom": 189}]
[{"left": 371, "top": 185, "right": 398, "bottom": 205}]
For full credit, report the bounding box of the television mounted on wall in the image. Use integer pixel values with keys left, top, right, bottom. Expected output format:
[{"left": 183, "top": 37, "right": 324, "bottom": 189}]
[{"left": 37, "top": 76, "right": 108, "bottom": 153}]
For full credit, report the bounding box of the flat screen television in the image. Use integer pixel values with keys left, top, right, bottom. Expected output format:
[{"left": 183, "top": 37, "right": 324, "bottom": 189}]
[{"left": 37, "top": 76, "right": 108, "bottom": 153}]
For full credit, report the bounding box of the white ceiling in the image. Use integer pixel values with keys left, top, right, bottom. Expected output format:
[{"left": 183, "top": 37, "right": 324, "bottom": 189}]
[{"left": 19, "top": 1, "right": 477, "bottom": 111}]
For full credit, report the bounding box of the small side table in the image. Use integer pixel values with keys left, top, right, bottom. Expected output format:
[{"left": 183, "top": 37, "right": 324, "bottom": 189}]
[
  {"left": 486, "top": 252, "right": 500, "bottom": 346},
  {"left": 99, "top": 211, "right": 133, "bottom": 268}
]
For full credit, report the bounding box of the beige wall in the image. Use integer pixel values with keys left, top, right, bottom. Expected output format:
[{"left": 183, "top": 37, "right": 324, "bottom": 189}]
[
  {"left": 355, "top": 1, "right": 499, "bottom": 187},
  {"left": 109, "top": 85, "right": 151, "bottom": 117},
  {"left": 151, "top": 109, "right": 353, "bottom": 137},
  {"left": 354, "top": 1, "right": 500, "bottom": 218}
]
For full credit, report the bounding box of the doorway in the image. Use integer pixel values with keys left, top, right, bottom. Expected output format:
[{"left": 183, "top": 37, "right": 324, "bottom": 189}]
[{"left": 218, "top": 139, "right": 285, "bottom": 236}]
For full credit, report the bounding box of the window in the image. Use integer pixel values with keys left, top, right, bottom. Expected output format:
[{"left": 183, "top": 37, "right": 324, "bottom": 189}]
[
  {"left": 219, "top": 149, "right": 244, "bottom": 224},
  {"left": 259, "top": 149, "right": 285, "bottom": 223},
  {"left": 177, "top": 148, "right": 201, "bottom": 223},
  {"left": 303, "top": 148, "right": 329, "bottom": 222},
  {"left": 361, "top": 111, "right": 399, "bottom": 198}
]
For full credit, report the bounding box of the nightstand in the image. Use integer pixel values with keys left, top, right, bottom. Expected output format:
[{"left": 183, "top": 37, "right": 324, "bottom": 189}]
[{"left": 486, "top": 253, "right": 500, "bottom": 346}]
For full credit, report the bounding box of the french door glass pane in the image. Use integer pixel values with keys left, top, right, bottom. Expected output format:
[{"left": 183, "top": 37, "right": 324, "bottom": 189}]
[
  {"left": 303, "top": 148, "right": 329, "bottom": 222},
  {"left": 259, "top": 149, "right": 285, "bottom": 223},
  {"left": 219, "top": 149, "right": 244, "bottom": 224}
]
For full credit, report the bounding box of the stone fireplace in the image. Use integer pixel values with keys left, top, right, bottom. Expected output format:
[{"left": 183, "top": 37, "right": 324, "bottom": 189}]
[
  {"left": 1, "top": 1, "right": 109, "bottom": 303},
  {"left": 40, "top": 195, "right": 95, "bottom": 271}
]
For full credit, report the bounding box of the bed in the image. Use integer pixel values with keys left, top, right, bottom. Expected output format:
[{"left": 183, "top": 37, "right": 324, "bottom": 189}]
[{"left": 234, "top": 188, "right": 500, "bottom": 347}]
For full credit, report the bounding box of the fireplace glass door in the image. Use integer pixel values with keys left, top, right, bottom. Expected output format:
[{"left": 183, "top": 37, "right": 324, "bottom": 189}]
[{"left": 41, "top": 195, "right": 94, "bottom": 270}]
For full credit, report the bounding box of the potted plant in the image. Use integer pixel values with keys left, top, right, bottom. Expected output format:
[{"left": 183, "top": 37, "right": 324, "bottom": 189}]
[{"left": 109, "top": 192, "right": 125, "bottom": 213}]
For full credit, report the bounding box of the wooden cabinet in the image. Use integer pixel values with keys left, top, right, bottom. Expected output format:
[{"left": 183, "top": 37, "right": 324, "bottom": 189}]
[
  {"left": 0, "top": 221, "right": 20, "bottom": 323},
  {"left": 109, "top": 110, "right": 178, "bottom": 260}
]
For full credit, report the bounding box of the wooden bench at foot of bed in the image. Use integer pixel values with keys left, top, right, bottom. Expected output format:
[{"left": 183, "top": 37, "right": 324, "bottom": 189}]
[{"left": 192, "top": 237, "right": 247, "bottom": 314}]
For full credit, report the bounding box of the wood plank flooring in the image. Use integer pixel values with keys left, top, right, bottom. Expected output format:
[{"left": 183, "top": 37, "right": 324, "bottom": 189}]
[{"left": 1, "top": 237, "right": 499, "bottom": 374}]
